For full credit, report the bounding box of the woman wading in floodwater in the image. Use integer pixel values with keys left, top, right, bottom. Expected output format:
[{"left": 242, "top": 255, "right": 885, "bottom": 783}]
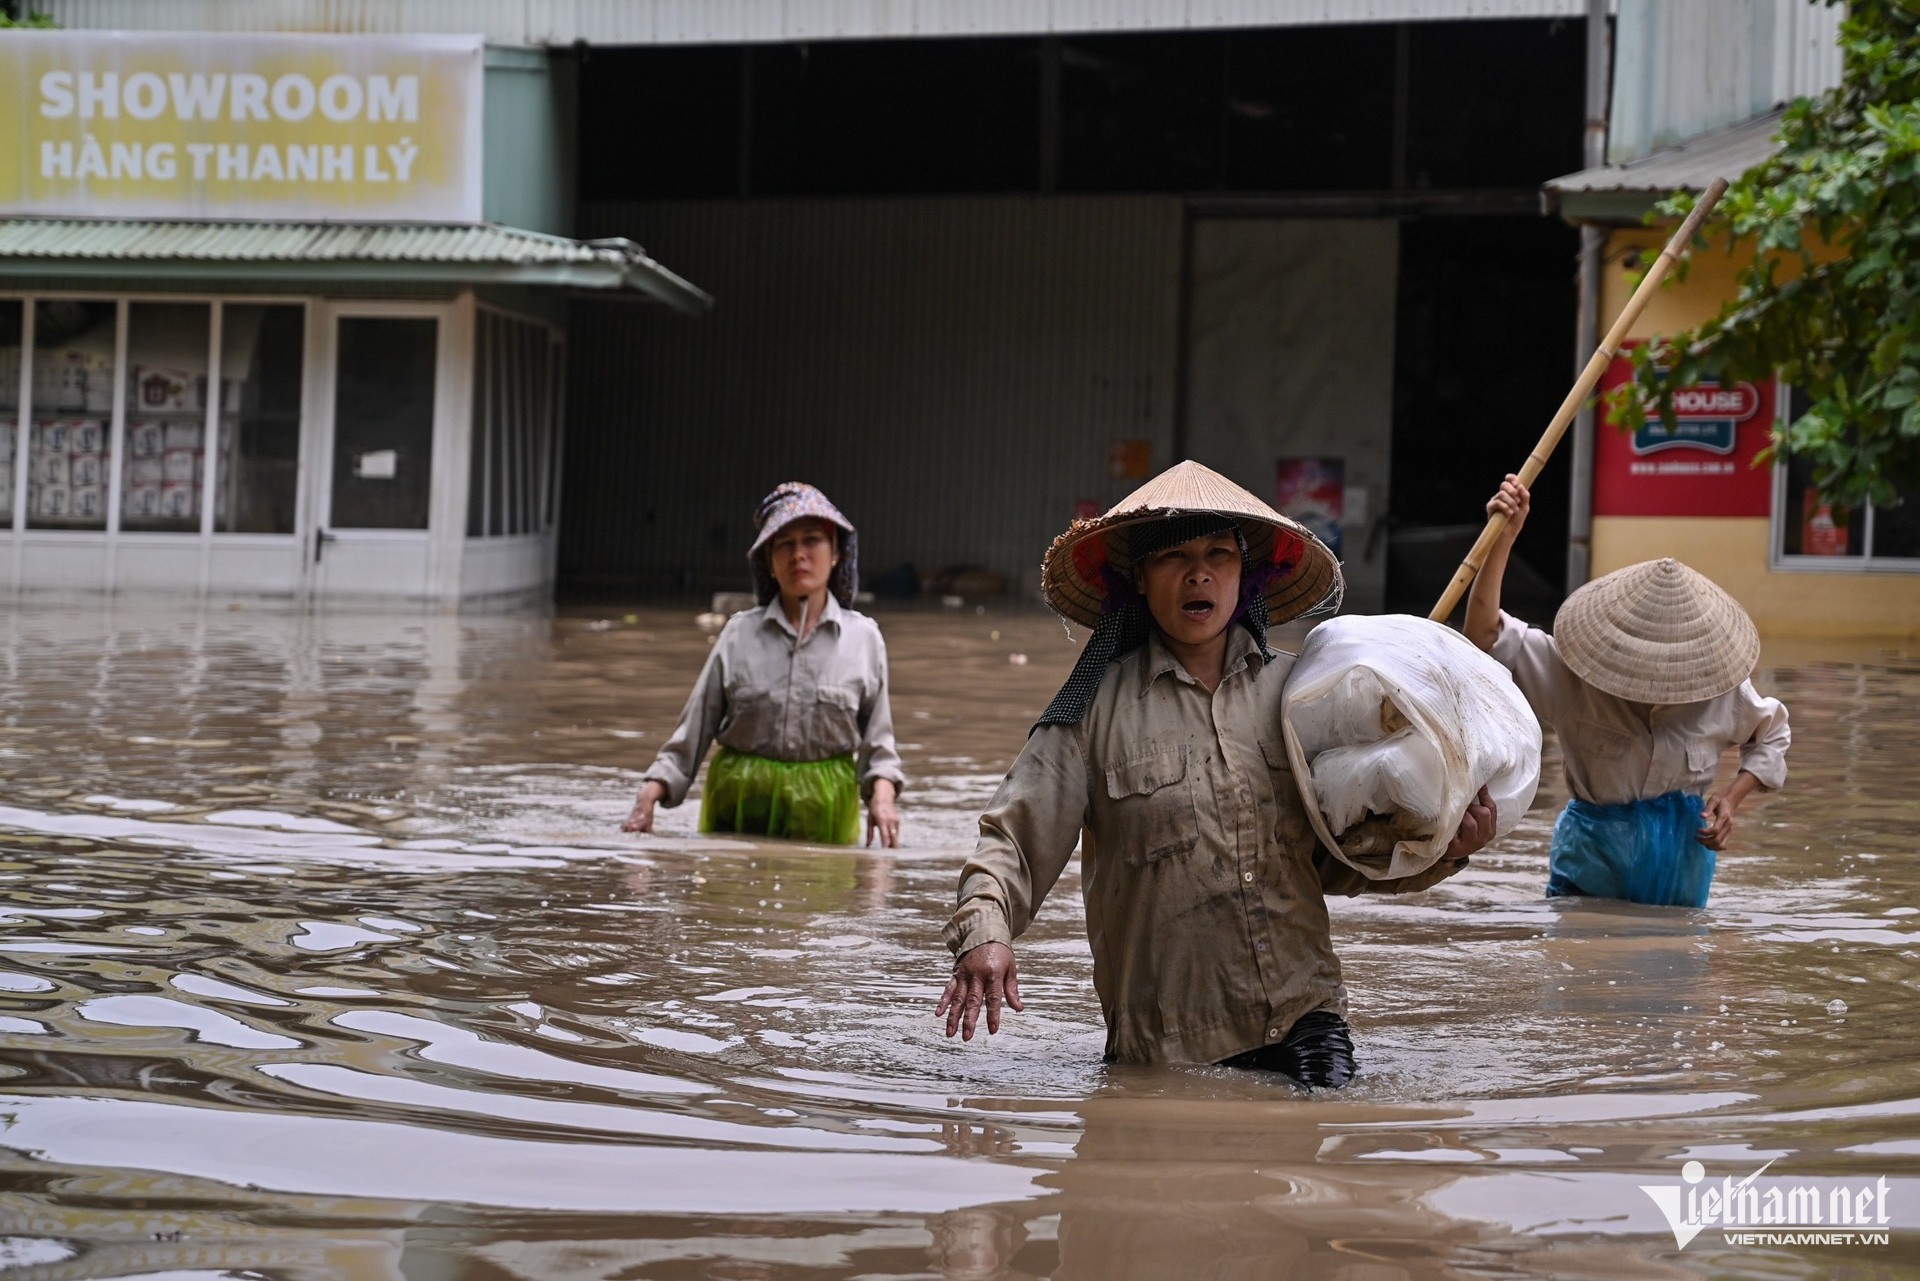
[
  {"left": 937, "top": 462, "right": 1496, "bottom": 1085},
  {"left": 622, "top": 483, "right": 905, "bottom": 847}
]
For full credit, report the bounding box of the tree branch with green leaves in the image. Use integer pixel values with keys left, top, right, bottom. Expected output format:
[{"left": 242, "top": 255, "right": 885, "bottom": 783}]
[{"left": 1607, "top": 0, "right": 1920, "bottom": 510}]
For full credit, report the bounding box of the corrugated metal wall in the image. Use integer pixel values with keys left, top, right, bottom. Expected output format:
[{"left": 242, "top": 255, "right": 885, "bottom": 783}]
[
  {"left": 561, "top": 197, "right": 1182, "bottom": 596},
  {"left": 1609, "top": 0, "right": 1844, "bottom": 164},
  {"left": 43, "top": 0, "right": 1599, "bottom": 43}
]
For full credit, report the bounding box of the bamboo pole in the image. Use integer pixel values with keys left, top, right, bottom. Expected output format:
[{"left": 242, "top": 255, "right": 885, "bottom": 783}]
[{"left": 1429, "top": 176, "right": 1729, "bottom": 623}]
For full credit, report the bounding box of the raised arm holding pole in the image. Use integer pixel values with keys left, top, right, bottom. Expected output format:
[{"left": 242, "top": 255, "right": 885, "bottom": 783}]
[{"left": 1429, "top": 177, "right": 1730, "bottom": 624}]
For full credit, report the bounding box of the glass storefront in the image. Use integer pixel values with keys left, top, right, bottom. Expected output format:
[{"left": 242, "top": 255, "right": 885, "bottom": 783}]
[
  {"left": 0, "top": 291, "right": 563, "bottom": 603},
  {"left": 121, "top": 302, "right": 213, "bottom": 534},
  {"left": 27, "top": 300, "right": 117, "bottom": 531},
  {"left": 330, "top": 316, "right": 438, "bottom": 531},
  {"left": 1, "top": 296, "right": 312, "bottom": 541},
  {"left": 217, "top": 304, "right": 306, "bottom": 535}
]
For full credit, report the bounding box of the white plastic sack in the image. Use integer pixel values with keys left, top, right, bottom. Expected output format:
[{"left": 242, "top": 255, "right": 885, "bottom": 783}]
[{"left": 1281, "top": 614, "right": 1541, "bottom": 880}]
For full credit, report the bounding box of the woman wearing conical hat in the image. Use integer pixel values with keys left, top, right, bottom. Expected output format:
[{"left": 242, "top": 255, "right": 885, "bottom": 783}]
[
  {"left": 934, "top": 461, "right": 1499, "bottom": 1084},
  {"left": 623, "top": 482, "right": 905, "bottom": 847},
  {"left": 1465, "top": 476, "right": 1790, "bottom": 907}
]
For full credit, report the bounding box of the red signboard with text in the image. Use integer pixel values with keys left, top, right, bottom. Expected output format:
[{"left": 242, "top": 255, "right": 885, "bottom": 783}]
[{"left": 1593, "top": 344, "right": 1777, "bottom": 517}]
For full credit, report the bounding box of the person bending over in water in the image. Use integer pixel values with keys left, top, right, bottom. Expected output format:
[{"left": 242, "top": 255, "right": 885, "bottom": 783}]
[
  {"left": 935, "top": 462, "right": 1497, "bottom": 1086},
  {"left": 1465, "top": 475, "right": 1789, "bottom": 907},
  {"left": 624, "top": 483, "right": 905, "bottom": 847}
]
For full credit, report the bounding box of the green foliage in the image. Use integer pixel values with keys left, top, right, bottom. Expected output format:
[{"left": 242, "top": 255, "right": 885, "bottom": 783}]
[
  {"left": 0, "top": 12, "right": 58, "bottom": 27},
  {"left": 1607, "top": 0, "right": 1920, "bottom": 509}
]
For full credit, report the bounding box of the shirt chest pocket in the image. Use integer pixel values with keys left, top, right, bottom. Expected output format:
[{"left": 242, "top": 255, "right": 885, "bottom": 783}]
[
  {"left": 1575, "top": 720, "right": 1639, "bottom": 763},
  {"left": 812, "top": 683, "right": 864, "bottom": 750},
  {"left": 720, "top": 684, "right": 779, "bottom": 746},
  {"left": 1105, "top": 746, "right": 1200, "bottom": 866},
  {"left": 1686, "top": 741, "right": 1724, "bottom": 774}
]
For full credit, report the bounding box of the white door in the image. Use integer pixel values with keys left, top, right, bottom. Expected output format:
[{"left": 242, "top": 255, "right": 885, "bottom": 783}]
[{"left": 309, "top": 303, "right": 456, "bottom": 602}]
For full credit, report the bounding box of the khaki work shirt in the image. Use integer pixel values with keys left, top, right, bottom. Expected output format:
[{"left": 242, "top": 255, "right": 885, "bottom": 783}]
[
  {"left": 1491, "top": 611, "right": 1789, "bottom": 806},
  {"left": 944, "top": 626, "right": 1463, "bottom": 1066},
  {"left": 644, "top": 596, "right": 905, "bottom": 805}
]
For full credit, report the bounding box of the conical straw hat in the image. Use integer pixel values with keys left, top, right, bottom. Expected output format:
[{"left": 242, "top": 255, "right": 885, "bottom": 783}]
[
  {"left": 1040, "top": 460, "right": 1343, "bottom": 628},
  {"left": 1553, "top": 558, "right": 1759, "bottom": 704}
]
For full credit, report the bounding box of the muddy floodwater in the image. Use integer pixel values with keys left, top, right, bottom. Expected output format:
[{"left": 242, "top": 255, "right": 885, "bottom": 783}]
[{"left": 0, "top": 602, "right": 1916, "bottom": 1280}]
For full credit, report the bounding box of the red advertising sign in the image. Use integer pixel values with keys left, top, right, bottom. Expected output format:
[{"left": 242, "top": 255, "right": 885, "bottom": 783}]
[{"left": 1593, "top": 346, "right": 1776, "bottom": 517}]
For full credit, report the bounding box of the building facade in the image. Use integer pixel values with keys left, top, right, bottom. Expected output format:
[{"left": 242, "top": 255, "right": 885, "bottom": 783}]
[
  {"left": 1547, "top": 0, "right": 1919, "bottom": 637},
  {"left": 0, "top": 29, "right": 705, "bottom": 605}
]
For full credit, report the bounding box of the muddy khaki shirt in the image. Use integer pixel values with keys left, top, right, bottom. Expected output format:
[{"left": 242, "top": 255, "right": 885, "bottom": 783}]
[
  {"left": 1491, "top": 611, "right": 1789, "bottom": 806},
  {"left": 944, "top": 626, "right": 1463, "bottom": 1066},
  {"left": 644, "top": 596, "right": 905, "bottom": 805}
]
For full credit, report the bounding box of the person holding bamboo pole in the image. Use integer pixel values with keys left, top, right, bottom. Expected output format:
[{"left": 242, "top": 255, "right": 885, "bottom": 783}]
[{"left": 1464, "top": 475, "right": 1790, "bottom": 907}]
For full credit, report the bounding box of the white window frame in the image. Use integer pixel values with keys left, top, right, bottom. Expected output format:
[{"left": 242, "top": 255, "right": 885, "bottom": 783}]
[
  {"left": 468, "top": 300, "right": 563, "bottom": 542},
  {"left": 1769, "top": 449, "right": 1920, "bottom": 574},
  {"left": 0, "top": 289, "right": 320, "bottom": 597},
  {"left": 0, "top": 289, "right": 313, "bottom": 540}
]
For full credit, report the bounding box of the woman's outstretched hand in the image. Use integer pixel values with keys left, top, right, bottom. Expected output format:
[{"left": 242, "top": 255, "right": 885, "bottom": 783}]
[
  {"left": 936, "top": 941, "right": 1022, "bottom": 1040},
  {"left": 866, "top": 778, "right": 901, "bottom": 848},
  {"left": 621, "top": 780, "right": 667, "bottom": 833}
]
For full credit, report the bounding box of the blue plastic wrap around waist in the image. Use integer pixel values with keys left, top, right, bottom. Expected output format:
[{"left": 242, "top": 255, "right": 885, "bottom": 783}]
[{"left": 1548, "top": 791, "right": 1715, "bottom": 908}]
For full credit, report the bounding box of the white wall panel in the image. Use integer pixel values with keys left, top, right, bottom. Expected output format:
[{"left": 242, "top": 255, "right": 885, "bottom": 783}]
[
  {"left": 1610, "top": 0, "right": 1843, "bottom": 164},
  {"left": 207, "top": 540, "right": 305, "bottom": 596},
  {"left": 1182, "top": 219, "right": 1398, "bottom": 613},
  {"left": 109, "top": 541, "right": 203, "bottom": 594},
  {"left": 16, "top": 539, "right": 108, "bottom": 594},
  {"left": 44, "top": 0, "right": 1601, "bottom": 45}
]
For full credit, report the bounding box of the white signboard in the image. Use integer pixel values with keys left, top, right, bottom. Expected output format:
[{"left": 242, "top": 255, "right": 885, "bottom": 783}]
[{"left": 0, "top": 31, "right": 483, "bottom": 222}]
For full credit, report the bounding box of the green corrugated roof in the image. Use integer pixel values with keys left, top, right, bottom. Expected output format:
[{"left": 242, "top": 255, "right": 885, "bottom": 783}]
[{"left": 0, "top": 218, "right": 711, "bottom": 314}]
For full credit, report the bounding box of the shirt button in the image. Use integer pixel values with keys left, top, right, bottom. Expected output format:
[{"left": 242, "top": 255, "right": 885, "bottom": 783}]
[
  {"left": 1242, "top": 871, "right": 1254, "bottom": 882},
  {"left": 1256, "top": 940, "right": 1269, "bottom": 952},
  {"left": 1267, "top": 1027, "right": 1280, "bottom": 1040}
]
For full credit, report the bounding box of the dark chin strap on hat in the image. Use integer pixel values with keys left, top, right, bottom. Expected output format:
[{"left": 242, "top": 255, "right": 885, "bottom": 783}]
[{"left": 1034, "top": 514, "right": 1276, "bottom": 730}]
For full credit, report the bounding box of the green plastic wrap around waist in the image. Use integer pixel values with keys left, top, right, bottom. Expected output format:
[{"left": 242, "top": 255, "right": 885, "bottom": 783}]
[{"left": 699, "top": 747, "right": 862, "bottom": 845}]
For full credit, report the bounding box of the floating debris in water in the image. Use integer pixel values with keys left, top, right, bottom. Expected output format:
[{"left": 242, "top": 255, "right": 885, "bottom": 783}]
[
  {"left": 1827, "top": 999, "right": 1849, "bottom": 1015},
  {"left": 1008, "top": 653, "right": 1028, "bottom": 666}
]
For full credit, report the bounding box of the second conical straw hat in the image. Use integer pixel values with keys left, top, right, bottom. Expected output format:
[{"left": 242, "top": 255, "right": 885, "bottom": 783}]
[
  {"left": 1040, "top": 460, "right": 1343, "bottom": 628},
  {"left": 1552, "top": 557, "right": 1760, "bottom": 704}
]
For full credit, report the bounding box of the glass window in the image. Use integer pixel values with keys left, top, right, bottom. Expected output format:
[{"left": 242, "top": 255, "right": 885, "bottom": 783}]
[
  {"left": 466, "top": 312, "right": 490, "bottom": 537},
  {"left": 1778, "top": 448, "right": 1865, "bottom": 559},
  {"left": 515, "top": 320, "right": 536, "bottom": 535},
  {"left": 215, "top": 304, "right": 304, "bottom": 534},
  {"left": 545, "top": 337, "right": 563, "bottom": 530},
  {"left": 1775, "top": 389, "right": 1917, "bottom": 566},
  {"left": 330, "top": 316, "right": 436, "bottom": 530},
  {"left": 1870, "top": 492, "right": 1920, "bottom": 561},
  {"left": 466, "top": 311, "right": 560, "bottom": 540},
  {"left": 0, "top": 299, "right": 21, "bottom": 528},
  {"left": 120, "top": 302, "right": 212, "bottom": 534},
  {"left": 489, "top": 317, "right": 510, "bottom": 535},
  {"left": 28, "top": 300, "right": 117, "bottom": 531}
]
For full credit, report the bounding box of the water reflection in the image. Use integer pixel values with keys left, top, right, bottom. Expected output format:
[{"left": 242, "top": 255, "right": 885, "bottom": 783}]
[{"left": 0, "top": 604, "right": 1914, "bottom": 1279}]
